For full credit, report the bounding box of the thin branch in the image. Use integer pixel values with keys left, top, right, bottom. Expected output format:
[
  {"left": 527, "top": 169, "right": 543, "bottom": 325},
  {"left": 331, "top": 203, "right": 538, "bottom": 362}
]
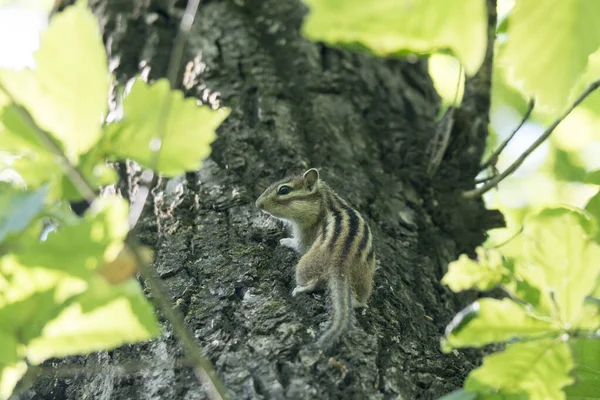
[
  {"left": 480, "top": 98, "right": 535, "bottom": 170},
  {"left": 126, "top": 238, "right": 230, "bottom": 400},
  {"left": 463, "top": 78, "right": 600, "bottom": 199},
  {"left": 0, "top": 83, "right": 96, "bottom": 203},
  {"left": 473, "top": 175, "right": 494, "bottom": 184},
  {"left": 129, "top": 0, "right": 201, "bottom": 229}
]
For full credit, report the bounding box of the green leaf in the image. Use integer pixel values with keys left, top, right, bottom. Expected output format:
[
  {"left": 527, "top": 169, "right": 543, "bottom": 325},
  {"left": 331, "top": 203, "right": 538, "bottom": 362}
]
[
  {"left": 442, "top": 298, "right": 557, "bottom": 352},
  {"left": 465, "top": 338, "right": 574, "bottom": 400},
  {"left": 15, "top": 196, "right": 129, "bottom": 278},
  {"left": 0, "top": 185, "right": 48, "bottom": 244},
  {"left": 0, "top": 254, "right": 85, "bottom": 307},
  {"left": 0, "top": 361, "right": 27, "bottom": 400},
  {"left": 585, "top": 170, "right": 600, "bottom": 185},
  {"left": 522, "top": 207, "right": 600, "bottom": 326},
  {"left": 104, "top": 79, "right": 229, "bottom": 177},
  {"left": 0, "top": 331, "right": 19, "bottom": 366},
  {"left": 501, "top": 0, "right": 600, "bottom": 111},
  {"left": 25, "top": 277, "right": 160, "bottom": 364},
  {"left": 552, "top": 149, "right": 587, "bottom": 183},
  {"left": 566, "top": 339, "right": 600, "bottom": 399},
  {"left": 442, "top": 247, "right": 507, "bottom": 292},
  {"left": 585, "top": 190, "right": 600, "bottom": 244},
  {"left": 0, "top": 0, "right": 109, "bottom": 160},
  {"left": 0, "top": 288, "right": 65, "bottom": 344},
  {"left": 301, "top": 0, "right": 487, "bottom": 75}
]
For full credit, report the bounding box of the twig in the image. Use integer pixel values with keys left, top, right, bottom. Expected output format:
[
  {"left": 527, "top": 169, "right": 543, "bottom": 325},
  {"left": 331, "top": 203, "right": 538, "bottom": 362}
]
[
  {"left": 128, "top": 0, "right": 201, "bottom": 229},
  {"left": 463, "top": 78, "right": 600, "bottom": 199},
  {"left": 473, "top": 175, "right": 494, "bottom": 184},
  {"left": 479, "top": 99, "right": 535, "bottom": 170},
  {"left": 0, "top": 83, "right": 96, "bottom": 203},
  {"left": 126, "top": 238, "right": 230, "bottom": 400}
]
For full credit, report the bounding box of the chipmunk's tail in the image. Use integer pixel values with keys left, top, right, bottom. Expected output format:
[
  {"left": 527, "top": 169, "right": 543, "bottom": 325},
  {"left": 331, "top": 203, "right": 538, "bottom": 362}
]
[{"left": 316, "top": 269, "right": 352, "bottom": 351}]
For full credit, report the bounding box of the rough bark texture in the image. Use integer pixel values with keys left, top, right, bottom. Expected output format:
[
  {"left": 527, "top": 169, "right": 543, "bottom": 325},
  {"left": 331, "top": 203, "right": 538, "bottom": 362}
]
[{"left": 26, "top": 0, "right": 501, "bottom": 399}]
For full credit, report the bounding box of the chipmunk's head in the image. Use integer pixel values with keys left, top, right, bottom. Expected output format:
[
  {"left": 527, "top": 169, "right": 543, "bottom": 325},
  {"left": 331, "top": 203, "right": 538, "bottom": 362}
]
[{"left": 255, "top": 168, "right": 322, "bottom": 222}]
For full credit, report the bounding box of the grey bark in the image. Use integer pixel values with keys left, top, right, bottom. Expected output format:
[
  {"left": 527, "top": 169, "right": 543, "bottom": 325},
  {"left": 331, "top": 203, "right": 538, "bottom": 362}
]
[{"left": 26, "top": 0, "right": 501, "bottom": 399}]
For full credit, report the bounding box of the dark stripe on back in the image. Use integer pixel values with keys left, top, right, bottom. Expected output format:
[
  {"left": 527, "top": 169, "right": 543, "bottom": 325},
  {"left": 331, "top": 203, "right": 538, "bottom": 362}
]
[
  {"left": 338, "top": 200, "right": 359, "bottom": 259},
  {"left": 328, "top": 197, "right": 343, "bottom": 250},
  {"left": 357, "top": 220, "right": 371, "bottom": 256}
]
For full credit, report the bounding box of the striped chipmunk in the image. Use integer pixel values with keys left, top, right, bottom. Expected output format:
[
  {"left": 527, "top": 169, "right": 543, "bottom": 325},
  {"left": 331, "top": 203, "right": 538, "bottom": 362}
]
[{"left": 255, "top": 168, "right": 376, "bottom": 350}]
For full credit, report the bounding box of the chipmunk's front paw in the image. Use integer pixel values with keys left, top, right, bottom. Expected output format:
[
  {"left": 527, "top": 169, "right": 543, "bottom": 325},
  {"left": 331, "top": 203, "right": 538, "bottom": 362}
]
[{"left": 280, "top": 238, "right": 296, "bottom": 249}]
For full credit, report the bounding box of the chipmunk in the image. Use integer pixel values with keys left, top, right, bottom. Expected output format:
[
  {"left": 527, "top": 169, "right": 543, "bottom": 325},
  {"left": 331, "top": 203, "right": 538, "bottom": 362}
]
[{"left": 255, "top": 168, "right": 375, "bottom": 350}]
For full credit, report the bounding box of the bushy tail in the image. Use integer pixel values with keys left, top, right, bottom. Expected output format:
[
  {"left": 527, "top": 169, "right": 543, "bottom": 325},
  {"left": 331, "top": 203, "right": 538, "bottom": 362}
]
[{"left": 316, "top": 270, "right": 352, "bottom": 351}]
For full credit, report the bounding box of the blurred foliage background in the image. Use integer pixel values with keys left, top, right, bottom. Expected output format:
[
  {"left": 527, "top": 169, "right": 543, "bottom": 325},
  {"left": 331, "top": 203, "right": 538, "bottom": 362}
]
[{"left": 430, "top": 0, "right": 600, "bottom": 251}]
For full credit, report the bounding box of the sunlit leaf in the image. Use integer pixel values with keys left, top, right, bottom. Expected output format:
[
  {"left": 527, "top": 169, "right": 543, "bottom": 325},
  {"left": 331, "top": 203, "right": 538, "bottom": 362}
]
[
  {"left": 301, "top": 0, "right": 487, "bottom": 75},
  {"left": 585, "top": 170, "right": 600, "bottom": 185},
  {"left": 26, "top": 277, "right": 160, "bottom": 364},
  {"left": 552, "top": 149, "right": 587, "bottom": 183},
  {"left": 442, "top": 247, "right": 507, "bottom": 292},
  {"left": 15, "top": 197, "right": 129, "bottom": 278},
  {"left": 104, "top": 79, "right": 229, "bottom": 177},
  {"left": 0, "top": 185, "right": 47, "bottom": 243},
  {"left": 0, "top": 331, "right": 18, "bottom": 366},
  {"left": 0, "top": 1, "right": 109, "bottom": 160},
  {"left": 0, "top": 289, "right": 64, "bottom": 344},
  {"left": 522, "top": 207, "right": 600, "bottom": 326},
  {"left": 501, "top": 0, "right": 600, "bottom": 110},
  {"left": 0, "top": 361, "right": 27, "bottom": 400},
  {"left": 565, "top": 339, "right": 600, "bottom": 399},
  {"left": 465, "top": 339, "right": 574, "bottom": 400},
  {"left": 442, "top": 298, "right": 557, "bottom": 352},
  {"left": 585, "top": 190, "right": 600, "bottom": 244},
  {"left": 0, "top": 255, "right": 86, "bottom": 306}
]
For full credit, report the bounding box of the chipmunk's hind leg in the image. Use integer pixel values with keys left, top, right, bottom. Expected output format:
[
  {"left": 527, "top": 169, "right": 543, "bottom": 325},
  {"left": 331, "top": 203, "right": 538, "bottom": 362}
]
[{"left": 293, "top": 250, "right": 326, "bottom": 297}]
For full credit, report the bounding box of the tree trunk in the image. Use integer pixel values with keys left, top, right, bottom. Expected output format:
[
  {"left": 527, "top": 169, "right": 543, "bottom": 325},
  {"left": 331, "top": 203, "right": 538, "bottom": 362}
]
[{"left": 27, "top": 0, "right": 502, "bottom": 399}]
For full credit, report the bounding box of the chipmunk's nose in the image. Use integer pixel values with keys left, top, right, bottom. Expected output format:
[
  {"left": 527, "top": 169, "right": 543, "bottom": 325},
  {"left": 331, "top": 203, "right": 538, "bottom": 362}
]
[{"left": 255, "top": 197, "right": 264, "bottom": 209}]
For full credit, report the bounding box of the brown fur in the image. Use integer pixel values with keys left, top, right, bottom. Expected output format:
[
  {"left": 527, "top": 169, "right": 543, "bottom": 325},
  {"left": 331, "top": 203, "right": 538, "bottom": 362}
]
[{"left": 256, "top": 168, "right": 376, "bottom": 350}]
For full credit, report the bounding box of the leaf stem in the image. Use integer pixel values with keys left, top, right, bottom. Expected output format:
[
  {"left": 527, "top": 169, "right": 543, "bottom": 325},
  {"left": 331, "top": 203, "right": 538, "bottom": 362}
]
[{"left": 463, "top": 79, "right": 600, "bottom": 199}]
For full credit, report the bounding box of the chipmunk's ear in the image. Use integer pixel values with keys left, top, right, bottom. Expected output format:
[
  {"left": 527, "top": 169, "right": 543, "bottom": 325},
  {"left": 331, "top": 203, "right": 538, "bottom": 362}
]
[{"left": 303, "top": 168, "right": 319, "bottom": 191}]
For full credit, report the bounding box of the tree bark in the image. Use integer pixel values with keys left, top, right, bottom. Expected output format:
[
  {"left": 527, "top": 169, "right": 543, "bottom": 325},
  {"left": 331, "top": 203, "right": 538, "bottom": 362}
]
[{"left": 27, "top": 0, "right": 501, "bottom": 399}]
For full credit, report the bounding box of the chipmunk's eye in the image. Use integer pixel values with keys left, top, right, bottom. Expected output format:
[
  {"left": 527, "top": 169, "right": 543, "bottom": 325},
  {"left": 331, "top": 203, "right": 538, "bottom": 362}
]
[{"left": 278, "top": 185, "right": 292, "bottom": 195}]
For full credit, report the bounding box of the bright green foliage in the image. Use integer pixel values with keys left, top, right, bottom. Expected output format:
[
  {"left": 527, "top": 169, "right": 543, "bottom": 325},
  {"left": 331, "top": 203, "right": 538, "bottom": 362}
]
[
  {"left": 585, "top": 190, "right": 600, "bottom": 244},
  {"left": 0, "top": 0, "right": 109, "bottom": 161},
  {"left": 0, "top": 185, "right": 48, "bottom": 243},
  {"left": 0, "top": 0, "right": 229, "bottom": 397},
  {"left": 301, "top": 0, "right": 487, "bottom": 75},
  {"left": 26, "top": 277, "right": 160, "bottom": 364},
  {"left": 441, "top": 298, "right": 557, "bottom": 352},
  {"left": 15, "top": 197, "right": 129, "bottom": 279},
  {"left": 465, "top": 339, "right": 574, "bottom": 400},
  {"left": 585, "top": 170, "right": 600, "bottom": 185},
  {"left": 104, "top": 79, "right": 230, "bottom": 177},
  {"left": 500, "top": 0, "right": 600, "bottom": 111},
  {"left": 522, "top": 208, "right": 600, "bottom": 326},
  {"left": 442, "top": 247, "right": 507, "bottom": 292},
  {"left": 0, "top": 196, "right": 159, "bottom": 395},
  {"left": 0, "top": 361, "right": 26, "bottom": 400},
  {"left": 442, "top": 208, "right": 600, "bottom": 400},
  {"left": 565, "top": 339, "right": 600, "bottom": 399}
]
